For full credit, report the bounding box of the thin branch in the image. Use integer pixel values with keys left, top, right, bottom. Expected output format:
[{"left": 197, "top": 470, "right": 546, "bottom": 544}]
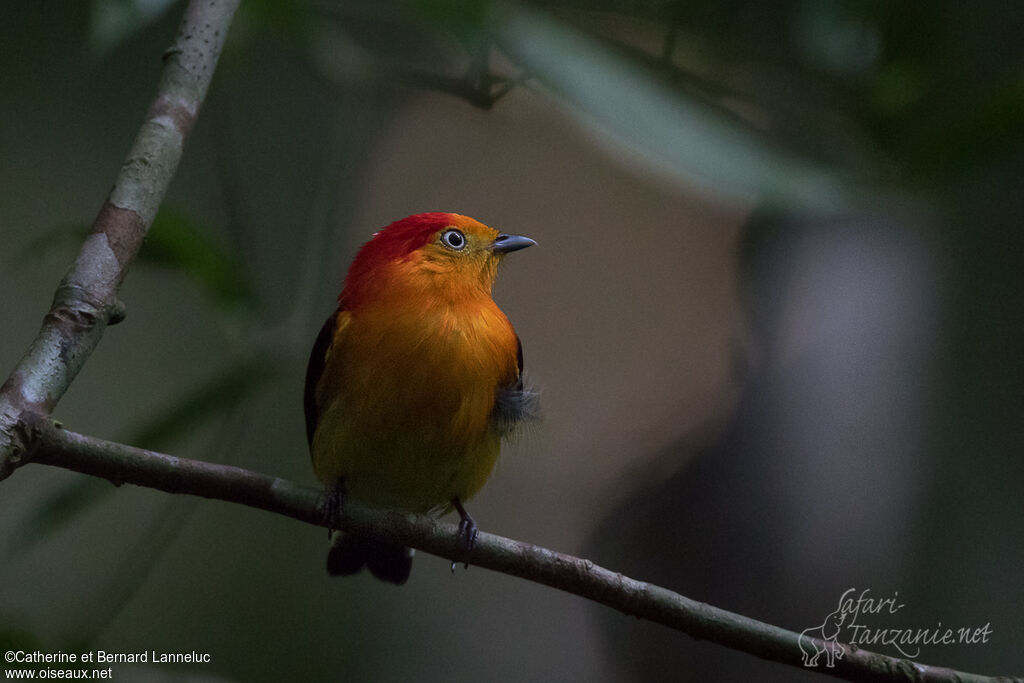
[
  {"left": 0, "top": 0, "right": 240, "bottom": 479},
  {"left": 389, "top": 64, "right": 519, "bottom": 110},
  {"left": 13, "top": 414, "right": 1018, "bottom": 683}
]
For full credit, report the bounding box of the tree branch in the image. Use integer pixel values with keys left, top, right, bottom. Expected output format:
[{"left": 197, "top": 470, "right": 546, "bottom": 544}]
[
  {"left": 11, "top": 414, "right": 1017, "bottom": 683},
  {"left": 0, "top": 0, "right": 240, "bottom": 480}
]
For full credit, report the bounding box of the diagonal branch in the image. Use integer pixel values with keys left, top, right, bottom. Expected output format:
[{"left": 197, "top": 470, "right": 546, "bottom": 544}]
[
  {"left": 0, "top": 0, "right": 240, "bottom": 480},
  {"left": 12, "top": 414, "right": 1018, "bottom": 683}
]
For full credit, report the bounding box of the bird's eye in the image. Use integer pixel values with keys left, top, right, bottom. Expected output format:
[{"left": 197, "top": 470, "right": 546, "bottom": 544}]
[{"left": 440, "top": 229, "right": 466, "bottom": 251}]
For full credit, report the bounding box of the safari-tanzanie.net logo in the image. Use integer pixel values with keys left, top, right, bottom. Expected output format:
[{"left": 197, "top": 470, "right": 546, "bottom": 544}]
[{"left": 799, "top": 588, "right": 993, "bottom": 668}]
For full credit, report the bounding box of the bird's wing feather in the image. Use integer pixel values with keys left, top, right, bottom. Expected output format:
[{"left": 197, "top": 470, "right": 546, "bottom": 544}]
[
  {"left": 304, "top": 311, "right": 339, "bottom": 446},
  {"left": 491, "top": 335, "right": 540, "bottom": 433},
  {"left": 515, "top": 335, "right": 524, "bottom": 388}
]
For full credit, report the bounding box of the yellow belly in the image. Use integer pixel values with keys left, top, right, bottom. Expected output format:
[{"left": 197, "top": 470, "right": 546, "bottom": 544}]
[{"left": 311, "top": 300, "right": 517, "bottom": 513}]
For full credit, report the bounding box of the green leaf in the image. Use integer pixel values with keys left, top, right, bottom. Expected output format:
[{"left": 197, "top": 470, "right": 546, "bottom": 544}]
[
  {"left": 405, "top": 0, "right": 491, "bottom": 49},
  {"left": 140, "top": 207, "right": 254, "bottom": 311},
  {"left": 127, "top": 354, "right": 279, "bottom": 450},
  {"left": 17, "top": 207, "right": 253, "bottom": 311},
  {"left": 8, "top": 478, "right": 112, "bottom": 555},
  {"left": 89, "top": 0, "right": 178, "bottom": 56},
  {"left": 496, "top": 7, "right": 854, "bottom": 210},
  {"left": 11, "top": 356, "right": 279, "bottom": 552}
]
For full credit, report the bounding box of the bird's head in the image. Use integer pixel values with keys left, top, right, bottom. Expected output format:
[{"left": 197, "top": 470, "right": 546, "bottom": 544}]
[{"left": 340, "top": 213, "right": 535, "bottom": 308}]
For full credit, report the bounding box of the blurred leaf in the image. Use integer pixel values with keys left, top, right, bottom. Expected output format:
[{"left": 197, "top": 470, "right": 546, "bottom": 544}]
[
  {"left": 900, "top": 73, "right": 1024, "bottom": 184},
  {"left": 89, "top": 0, "right": 177, "bottom": 55},
  {"left": 8, "top": 478, "right": 112, "bottom": 555},
  {"left": 316, "top": 2, "right": 469, "bottom": 74},
  {"left": 404, "top": 0, "right": 491, "bottom": 49},
  {"left": 496, "top": 6, "right": 853, "bottom": 210},
  {"left": 239, "top": 0, "right": 312, "bottom": 33},
  {"left": 11, "top": 355, "right": 280, "bottom": 552},
  {"left": 140, "top": 207, "right": 254, "bottom": 311},
  {"left": 230, "top": 0, "right": 314, "bottom": 53},
  {"left": 794, "top": 0, "right": 881, "bottom": 78},
  {"left": 127, "top": 353, "right": 279, "bottom": 450},
  {"left": 18, "top": 208, "right": 254, "bottom": 311}
]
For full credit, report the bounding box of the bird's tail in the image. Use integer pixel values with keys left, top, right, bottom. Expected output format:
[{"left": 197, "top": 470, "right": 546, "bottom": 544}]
[{"left": 327, "top": 532, "right": 415, "bottom": 585}]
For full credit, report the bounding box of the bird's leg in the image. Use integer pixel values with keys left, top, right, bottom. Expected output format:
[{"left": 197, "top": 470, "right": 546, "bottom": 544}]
[
  {"left": 451, "top": 498, "right": 478, "bottom": 572},
  {"left": 323, "top": 478, "right": 345, "bottom": 539}
]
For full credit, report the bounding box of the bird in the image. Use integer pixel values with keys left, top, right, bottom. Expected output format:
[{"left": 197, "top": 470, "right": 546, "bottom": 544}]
[{"left": 304, "top": 212, "right": 537, "bottom": 584}]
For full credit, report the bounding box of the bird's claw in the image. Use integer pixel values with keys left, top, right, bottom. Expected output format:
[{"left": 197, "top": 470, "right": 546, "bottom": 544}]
[
  {"left": 323, "top": 480, "right": 344, "bottom": 539},
  {"left": 450, "top": 498, "right": 477, "bottom": 572}
]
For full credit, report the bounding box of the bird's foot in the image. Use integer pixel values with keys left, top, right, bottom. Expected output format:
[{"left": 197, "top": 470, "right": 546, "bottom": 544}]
[
  {"left": 451, "top": 498, "right": 477, "bottom": 572},
  {"left": 323, "top": 479, "right": 345, "bottom": 539}
]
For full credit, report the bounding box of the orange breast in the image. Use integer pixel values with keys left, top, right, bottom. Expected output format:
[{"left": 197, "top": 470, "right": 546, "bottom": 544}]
[{"left": 311, "top": 285, "right": 520, "bottom": 512}]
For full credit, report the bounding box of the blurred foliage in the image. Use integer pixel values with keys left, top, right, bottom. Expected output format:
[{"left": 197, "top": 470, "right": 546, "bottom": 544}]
[
  {"left": 13, "top": 204, "right": 265, "bottom": 552},
  {"left": 88, "top": 0, "right": 177, "bottom": 54},
  {"left": 17, "top": 207, "right": 254, "bottom": 313},
  {"left": 227, "top": 0, "right": 316, "bottom": 53},
  {"left": 138, "top": 207, "right": 254, "bottom": 312},
  {"left": 10, "top": 477, "right": 109, "bottom": 554},
  {"left": 77, "top": 0, "right": 1003, "bottom": 209},
  {"left": 11, "top": 354, "right": 279, "bottom": 553},
  {"left": 299, "top": 0, "right": 1023, "bottom": 203}
]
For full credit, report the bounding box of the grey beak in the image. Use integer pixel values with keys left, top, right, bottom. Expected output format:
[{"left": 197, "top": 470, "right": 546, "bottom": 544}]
[{"left": 491, "top": 233, "right": 537, "bottom": 254}]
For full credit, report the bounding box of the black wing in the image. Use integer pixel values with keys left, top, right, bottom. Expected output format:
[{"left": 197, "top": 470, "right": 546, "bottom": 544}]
[
  {"left": 304, "top": 312, "right": 339, "bottom": 447},
  {"left": 491, "top": 335, "right": 540, "bottom": 434}
]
